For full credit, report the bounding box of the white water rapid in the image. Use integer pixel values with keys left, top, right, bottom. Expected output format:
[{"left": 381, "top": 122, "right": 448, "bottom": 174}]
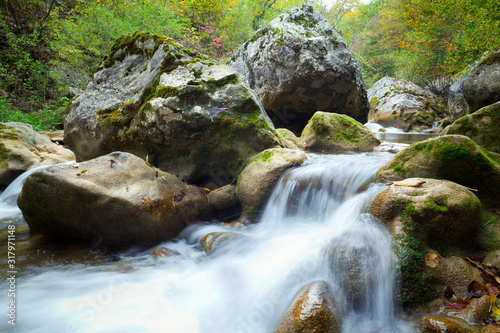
[{"left": 1, "top": 153, "right": 416, "bottom": 333}]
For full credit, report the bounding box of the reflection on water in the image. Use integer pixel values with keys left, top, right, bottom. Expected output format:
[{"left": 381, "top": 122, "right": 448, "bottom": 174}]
[{"left": 375, "top": 132, "right": 439, "bottom": 144}]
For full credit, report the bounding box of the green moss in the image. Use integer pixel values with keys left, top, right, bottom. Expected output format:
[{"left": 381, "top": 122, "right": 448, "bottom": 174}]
[
  {"left": 393, "top": 165, "right": 407, "bottom": 176},
  {"left": 369, "top": 96, "right": 380, "bottom": 107},
  {"left": 259, "top": 150, "right": 273, "bottom": 162},
  {"left": 478, "top": 49, "right": 500, "bottom": 67},
  {"left": 0, "top": 127, "right": 19, "bottom": 141},
  {"left": 424, "top": 197, "right": 448, "bottom": 213},
  {"left": 455, "top": 117, "right": 479, "bottom": 136},
  {"left": 433, "top": 144, "right": 472, "bottom": 161},
  {"left": 394, "top": 203, "right": 436, "bottom": 307},
  {"left": 0, "top": 142, "right": 9, "bottom": 166},
  {"left": 96, "top": 100, "right": 137, "bottom": 129}
]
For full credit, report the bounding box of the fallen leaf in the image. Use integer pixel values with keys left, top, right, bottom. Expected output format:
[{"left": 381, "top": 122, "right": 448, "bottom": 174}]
[
  {"left": 33, "top": 148, "right": 41, "bottom": 156},
  {"left": 486, "top": 283, "right": 499, "bottom": 295},
  {"left": 468, "top": 280, "right": 488, "bottom": 298},
  {"left": 443, "top": 300, "right": 467, "bottom": 309},
  {"left": 491, "top": 294, "right": 500, "bottom": 317},
  {"left": 125, "top": 185, "right": 130, "bottom": 192},
  {"left": 425, "top": 253, "right": 439, "bottom": 267},
  {"left": 444, "top": 283, "right": 455, "bottom": 299},
  {"left": 109, "top": 160, "right": 117, "bottom": 168},
  {"left": 71, "top": 162, "right": 79, "bottom": 168},
  {"left": 392, "top": 179, "right": 426, "bottom": 187},
  {"left": 216, "top": 104, "right": 229, "bottom": 110},
  {"left": 482, "top": 271, "right": 500, "bottom": 287}
]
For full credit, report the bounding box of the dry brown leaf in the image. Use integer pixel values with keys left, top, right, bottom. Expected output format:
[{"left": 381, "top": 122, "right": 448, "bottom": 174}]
[
  {"left": 425, "top": 252, "right": 439, "bottom": 267},
  {"left": 392, "top": 179, "right": 426, "bottom": 187}
]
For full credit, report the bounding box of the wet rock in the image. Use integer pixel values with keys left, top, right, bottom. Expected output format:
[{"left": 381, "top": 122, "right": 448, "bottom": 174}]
[
  {"left": 373, "top": 141, "right": 409, "bottom": 153},
  {"left": 442, "top": 295, "right": 490, "bottom": 324},
  {"left": 480, "top": 325, "right": 500, "bottom": 333},
  {"left": 237, "top": 148, "right": 307, "bottom": 219},
  {"left": 417, "top": 315, "right": 478, "bottom": 333},
  {"left": 207, "top": 184, "right": 239, "bottom": 218},
  {"left": 368, "top": 77, "right": 447, "bottom": 132},
  {"left": 443, "top": 102, "right": 500, "bottom": 153},
  {"left": 464, "top": 48, "right": 500, "bottom": 113},
  {"left": 374, "top": 135, "right": 500, "bottom": 207},
  {"left": 200, "top": 231, "right": 244, "bottom": 255},
  {"left": 301, "top": 112, "right": 380, "bottom": 152},
  {"left": 230, "top": 5, "right": 368, "bottom": 132},
  {"left": 424, "top": 254, "right": 482, "bottom": 300},
  {"left": 151, "top": 247, "right": 180, "bottom": 258},
  {"left": 274, "top": 281, "right": 342, "bottom": 333},
  {"left": 277, "top": 128, "right": 304, "bottom": 150},
  {"left": 18, "top": 152, "right": 209, "bottom": 244},
  {"left": 64, "top": 31, "right": 282, "bottom": 188},
  {"left": 0, "top": 122, "right": 75, "bottom": 187},
  {"left": 221, "top": 220, "right": 247, "bottom": 230}
]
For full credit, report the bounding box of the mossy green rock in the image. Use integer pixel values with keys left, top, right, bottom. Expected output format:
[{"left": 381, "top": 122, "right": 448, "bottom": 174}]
[
  {"left": 370, "top": 178, "right": 481, "bottom": 306},
  {"left": 301, "top": 112, "right": 380, "bottom": 152},
  {"left": 277, "top": 128, "right": 304, "bottom": 150},
  {"left": 64, "top": 31, "right": 282, "bottom": 188},
  {"left": 0, "top": 122, "right": 74, "bottom": 187},
  {"left": 443, "top": 102, "right": 500, "bottom": 153},
  {"left": 374, "top": 135, "right": 500, "bottom": 206},
  {"left": 237, "top": 148, "right": 307, "bottom": 219},
  {"left": 274, "top": 281, "right": 341, "bottom": 333},
  {"left": 17, "top": 152, "right": 209, "bottom": 244}
]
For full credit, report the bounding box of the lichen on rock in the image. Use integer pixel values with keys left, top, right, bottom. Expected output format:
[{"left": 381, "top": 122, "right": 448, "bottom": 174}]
[{"left": 64, "top": 31, "right": 283, "bottom": 188}]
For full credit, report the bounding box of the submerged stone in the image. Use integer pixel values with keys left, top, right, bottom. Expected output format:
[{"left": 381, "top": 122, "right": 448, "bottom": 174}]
[{"left": 274, "top": 281, "right": 342, "bottom": 333}]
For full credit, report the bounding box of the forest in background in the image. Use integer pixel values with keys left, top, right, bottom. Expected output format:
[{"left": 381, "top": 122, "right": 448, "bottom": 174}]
[{"left": 0, "top": 0, "right": 499, "bottom": 130}]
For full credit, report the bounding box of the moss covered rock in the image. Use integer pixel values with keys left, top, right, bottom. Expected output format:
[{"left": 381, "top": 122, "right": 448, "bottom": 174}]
[
  {"left": 370, "top": 178, "right": 481, "bottom": 306},
  {"left": 274, "top": 281, "right": 342, "bottom": 333},
  {"left": 18, "top": 152, "right": 209, "bottom": 244},
  {"left": 230, "top": 5, "right": 368, "bottom": 132},
  {"left": 277, "top": 128, "right": 304, "bottom": 150},
  {"left": 443, "top": 102, "right": 500, "bottom": 153},
  {"left": 64, "top": 31, "right": 282, "bottom": 188},
  {"left": 0, "top": 122, "right": 75, "bottom": 187},
  {"left": 301, "top": 111, "right": 380, "bottom": 152},
  {"left": 367, "top": 77, "right": 447, "bottom": 132},
  {"left": 464, "top": 47, "right": 500, "bottom": 113},
  {"left": 374, "top": 135, "right": 500, "bottom": 207},
  {"left": 237, "top": 148, "right": 307, "bottom": 219}
]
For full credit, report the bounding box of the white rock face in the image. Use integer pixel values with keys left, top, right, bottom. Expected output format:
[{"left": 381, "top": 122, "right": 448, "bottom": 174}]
[
  {"left": 230, "top": 5, "right": 368, "bottom": 132},
  {"left": 367, "top": 77, "right": 446, "bottom": 132}
]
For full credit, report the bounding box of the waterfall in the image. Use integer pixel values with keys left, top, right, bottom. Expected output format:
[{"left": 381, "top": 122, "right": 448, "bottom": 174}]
[{"left": 0, "top": 153, "right": 416, "bottom": 333}]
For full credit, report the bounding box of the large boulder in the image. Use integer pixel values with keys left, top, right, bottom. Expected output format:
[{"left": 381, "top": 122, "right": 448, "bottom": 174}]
[
  {"left": 464, "top": 48, "right": 500, "bottom": 113},
  {"left": 17, "top": 152, "right": 209, "bottom": 244},
  {"left": 301, "top": 111, "right": 380, "bottom": 151},
  {"left": 0, "top": 122, "right": 75, "bottom": 187},
  {"left": 443, "top": 102, "right": 500, "bottom": 153},
  {"left": 230, "top": 5, "right": 368, "bottom": 132},
  {"left": 417, "top": 316, "right": 478, "bottom": 333},
  {"left": 448, "top": 71, "right": 470, "bottom": 122},
  {"left": 367, "top": 77, "right": 447, "bottom": 132},
  {"left": 371, "top": 178, "right": 481, "bottom": 250},
  {"left": 64, "top": 31, "right": 282, "bottom": 188},
  {"left": 374, "top": 135, "right": 500, "bottom": 207},
  {"left": 274, "top": 281, "right": 342, "bottom": 333},
  {"left": 370, "top": 178, "right": 481, "bottom": 305},
  {"left": 237, "top": 148, "right": 307, "bottom": 218}
]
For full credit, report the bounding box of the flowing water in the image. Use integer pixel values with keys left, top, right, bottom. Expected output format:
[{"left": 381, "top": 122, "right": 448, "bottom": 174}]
[{"left": 0, "top": 152, "right": 416, "bottom": 333}]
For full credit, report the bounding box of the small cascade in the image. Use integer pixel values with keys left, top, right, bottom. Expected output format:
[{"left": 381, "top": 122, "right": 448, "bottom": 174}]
[{"left": 0, "top": 153, "right": 416, "bottom": 333}]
